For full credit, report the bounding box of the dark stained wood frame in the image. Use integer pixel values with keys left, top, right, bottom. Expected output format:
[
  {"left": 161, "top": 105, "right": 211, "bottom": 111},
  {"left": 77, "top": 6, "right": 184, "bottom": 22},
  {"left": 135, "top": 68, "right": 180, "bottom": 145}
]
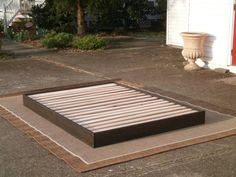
[{"left": 23, "top": 79, "right": 205, "bottom": 148}]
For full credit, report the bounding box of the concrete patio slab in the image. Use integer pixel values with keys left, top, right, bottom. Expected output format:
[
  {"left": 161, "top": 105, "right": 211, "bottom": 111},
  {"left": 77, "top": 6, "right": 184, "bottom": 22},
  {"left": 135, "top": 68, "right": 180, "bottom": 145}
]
[
  {"left": 0, "top": 94, "right": 235, "bottom": 172},
  {"left": 0, "top": 39, "right": 236, "bottom": 176},
  {"left": 43, "top": 46, "right": 236, "bottom": 113},
  {"left": 1, "top": 40, "right": 56, "bottom": 57},
  {"left": 0, "top": 59, "right": 100, "bottom": 96}
]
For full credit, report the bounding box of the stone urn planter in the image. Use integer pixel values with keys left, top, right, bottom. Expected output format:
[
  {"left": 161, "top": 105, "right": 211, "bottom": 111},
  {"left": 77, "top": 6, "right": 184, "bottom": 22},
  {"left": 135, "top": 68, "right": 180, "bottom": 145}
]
[{"left": 181, "top": 32, "right": 207, "bottom": 71}]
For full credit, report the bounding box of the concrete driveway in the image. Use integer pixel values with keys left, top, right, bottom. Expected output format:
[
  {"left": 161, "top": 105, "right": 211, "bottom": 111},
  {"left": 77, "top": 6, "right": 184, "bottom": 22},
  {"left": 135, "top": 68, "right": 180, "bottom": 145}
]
[{"left": 0, "top": 38, "right": 236, "bottom": 177}]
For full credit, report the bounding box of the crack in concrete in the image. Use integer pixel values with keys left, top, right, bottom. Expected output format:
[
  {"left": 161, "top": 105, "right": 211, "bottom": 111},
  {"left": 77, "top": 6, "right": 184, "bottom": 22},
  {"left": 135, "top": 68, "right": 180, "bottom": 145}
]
[{"left": 32, "top": 56, "right": 110, "bottom": 80}]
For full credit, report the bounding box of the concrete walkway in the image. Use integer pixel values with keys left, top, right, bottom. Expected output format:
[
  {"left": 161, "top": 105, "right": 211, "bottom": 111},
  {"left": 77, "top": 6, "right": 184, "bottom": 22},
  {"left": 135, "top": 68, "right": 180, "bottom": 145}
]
[
  {"left": 1, "top": 39, "right": 56, "bottom": 57},
  {"left": 0, "top": 39, "right": 236, "bottom": 177}
]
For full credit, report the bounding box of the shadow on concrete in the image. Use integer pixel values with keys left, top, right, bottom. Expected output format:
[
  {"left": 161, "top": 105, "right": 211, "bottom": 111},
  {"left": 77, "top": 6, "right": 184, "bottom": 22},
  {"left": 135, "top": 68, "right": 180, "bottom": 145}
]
[{"left": 106, "top": 37, "right": 166, "bottom": 49}]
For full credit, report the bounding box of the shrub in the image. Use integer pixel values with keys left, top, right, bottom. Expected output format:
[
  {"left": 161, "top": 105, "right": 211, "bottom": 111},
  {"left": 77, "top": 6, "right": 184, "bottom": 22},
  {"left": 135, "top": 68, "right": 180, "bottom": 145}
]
[
  {"left": 41, "top": 32, "right": 73, "bottom": 48},
  {"left": 5, "top": 28, "right": 15, "bottom": 39},
  {"left": 35, "top": 28, "right": 48, "bottom": 39},
  {"left": 72, "top": 35, "right": 107, "bottom": 50},
  {"left": 31, "top": 1, "right": 77, "bottom": 34},
  {"left": 15, "top": 30, "right": 30, "bottom": 42},
  {"left": 0, "top": 20, "right": 4, "bottom": 33}
]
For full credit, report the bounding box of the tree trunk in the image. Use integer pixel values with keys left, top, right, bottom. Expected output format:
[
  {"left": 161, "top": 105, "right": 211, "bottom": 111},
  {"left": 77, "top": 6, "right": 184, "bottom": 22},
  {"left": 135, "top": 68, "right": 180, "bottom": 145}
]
[{"left": 77, "top": 0, "right": 86, "bottom": 35}]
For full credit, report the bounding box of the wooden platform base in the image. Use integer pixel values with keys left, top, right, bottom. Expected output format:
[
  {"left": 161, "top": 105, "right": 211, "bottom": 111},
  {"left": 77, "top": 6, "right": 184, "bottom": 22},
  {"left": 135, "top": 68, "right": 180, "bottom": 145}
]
[{"left": 23, "top": 80, "right": 205, "bottom": 147}]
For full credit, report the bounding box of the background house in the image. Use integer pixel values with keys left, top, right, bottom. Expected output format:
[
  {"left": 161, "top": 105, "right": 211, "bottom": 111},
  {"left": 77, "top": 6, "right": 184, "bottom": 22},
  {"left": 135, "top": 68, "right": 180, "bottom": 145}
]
[
  {"left": 167, "top": 0, "right": 236, "bottom": 73},
  {"left": 0, "top": 0, "right": 44, "bottom": 28},
  {"left": 0, "top": 0, "right": 10, "bottom": 19}
]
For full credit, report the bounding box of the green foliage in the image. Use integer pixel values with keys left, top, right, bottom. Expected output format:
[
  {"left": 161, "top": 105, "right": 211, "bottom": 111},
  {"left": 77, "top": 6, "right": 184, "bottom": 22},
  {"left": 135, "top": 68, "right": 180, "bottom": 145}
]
[
  {"left": 41, "top": 32, "right": 73, "bottom": 48},
  {"left": 36, "top": 28, "right": 48, "bottom": 37},
  {"left": 158, "top": 0, "right": 167, "bottom": 29},
  {"left": 30, "top": 0, "right": 77, "bottom": 34},
  {"left": 31, "top": 0, "right": 158, "bottom": 33},
  {"left": 0, "top": 20, "right": 4, "bottom": 33},
  {"left": 148, "top": 0, "right": 167, "bottom": 30},
  {"left": 11, "top": 20, "right": 26, "bottom": 32},
  {"left": 88, "top": 0, "right": 150, "bottom": 30},
  {"left": 72, "top": 35, "right": 107, "bottom": 50},
  {"left": 6, "top": 19, "right": 37, "bottom": 41},
  {"left": 42, "top": 32, "right": 107, "bottom": 50},
  {"left": 14, "top": 30, "right": 30, "bottom": 42},
  {"left": 47, "top": 0, "right": 87, "bottom": 35},
  {"left": 156, "top": 0, "right": 167, "bottom": 14},
  {"left": 5, "top": 28, "right": 15, "bottom": 39},
  {"left": 5, "top": 27, "right": 39, "bottom": 42}
]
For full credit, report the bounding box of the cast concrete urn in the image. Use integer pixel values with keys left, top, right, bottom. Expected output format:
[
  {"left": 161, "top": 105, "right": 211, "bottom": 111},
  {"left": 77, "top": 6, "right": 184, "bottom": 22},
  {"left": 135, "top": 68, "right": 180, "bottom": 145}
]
[{"left": 181, "top": 32, "right": 207, "bottom": 71}]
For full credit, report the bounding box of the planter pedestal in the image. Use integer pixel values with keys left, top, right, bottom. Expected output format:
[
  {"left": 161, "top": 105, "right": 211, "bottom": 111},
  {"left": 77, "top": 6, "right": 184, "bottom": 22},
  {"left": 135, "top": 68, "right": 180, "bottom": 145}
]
[{"left": 181, "top": 32, "right": 207, "bottom": 71}]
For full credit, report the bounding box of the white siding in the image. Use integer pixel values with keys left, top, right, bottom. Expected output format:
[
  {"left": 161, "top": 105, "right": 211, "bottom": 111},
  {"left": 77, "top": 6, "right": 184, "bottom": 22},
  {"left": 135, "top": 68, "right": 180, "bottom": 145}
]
[
  {"left": 35, "top": 0, "right": 44, "bottom": 5},
  {"left": 0, "top": 0, "right": 45, "bottom": 19},
  {"left": 167, "top": 0, "right": 190, "bottom": 46},
  {"left": 0, "top": 0, "right": 11, "bottom": 19},
  {"left": 167, "top": 0, "right": 235, "bottom": 67},
  {"left": 188, "top": 0, "right": 233, "bottom": 66},
  {"left": 0, "top": 0, "right": 11, "bottom": 8}
]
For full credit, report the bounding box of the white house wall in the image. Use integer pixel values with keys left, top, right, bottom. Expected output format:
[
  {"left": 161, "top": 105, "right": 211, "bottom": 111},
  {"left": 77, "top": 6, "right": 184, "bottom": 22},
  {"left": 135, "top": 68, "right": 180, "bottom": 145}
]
[
  {"left": 167, "top": 0, "right": 190, "bottom": 46},
  {"left": 188, "top": 0, "right": 234, "bottom": 67},
  {"left": 167, "top": 0, "right": 235, "bottom": 68},
  {"left": 0, "top": 0, "right": 12, "bottom": 19},
  {"left": 35, "top": 0, "right": 44, "bottom": 6}
]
